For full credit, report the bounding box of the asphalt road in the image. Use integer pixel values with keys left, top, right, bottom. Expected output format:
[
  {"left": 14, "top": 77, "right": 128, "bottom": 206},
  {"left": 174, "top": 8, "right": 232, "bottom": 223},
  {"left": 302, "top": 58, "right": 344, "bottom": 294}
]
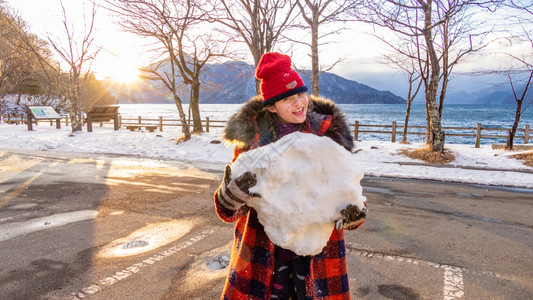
[{"left": 1, "top": 148, "right": 532, "bottom": 300}]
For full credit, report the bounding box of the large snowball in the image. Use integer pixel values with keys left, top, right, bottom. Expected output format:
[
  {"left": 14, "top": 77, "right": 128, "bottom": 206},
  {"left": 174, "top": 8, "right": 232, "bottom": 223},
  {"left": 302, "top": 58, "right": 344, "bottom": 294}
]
[{"left": 230, "top": 132, "right": 366, "bottom": 256}]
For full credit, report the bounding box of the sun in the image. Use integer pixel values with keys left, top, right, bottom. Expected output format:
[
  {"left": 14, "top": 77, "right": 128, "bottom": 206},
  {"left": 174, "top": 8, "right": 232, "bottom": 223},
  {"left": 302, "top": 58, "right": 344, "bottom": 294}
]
[
  {"left": 94, "top": 54, "right": 142, "bottom": 83},
  {"left": 110, "top": 63, "right": 140, "bottom": 83},
  {"left": 103, "top": 61, "right": 141, "bottom": 84}
]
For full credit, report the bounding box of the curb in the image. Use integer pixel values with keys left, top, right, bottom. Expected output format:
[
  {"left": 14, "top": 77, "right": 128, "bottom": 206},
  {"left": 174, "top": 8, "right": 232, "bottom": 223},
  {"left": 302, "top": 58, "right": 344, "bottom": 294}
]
[{"left": 387, "top": 161, "right": 533, "bottom": 174}]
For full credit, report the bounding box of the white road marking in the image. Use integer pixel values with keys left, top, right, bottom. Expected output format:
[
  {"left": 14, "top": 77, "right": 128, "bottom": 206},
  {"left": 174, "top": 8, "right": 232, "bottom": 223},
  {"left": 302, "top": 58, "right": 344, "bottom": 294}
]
[
  {"left": 443, "top": 266, "right": 464, "bottom": 299},
  {"left": 346, "top": 243, "right": 504, "bottom": 299},
  {"left": 71, "top": 229, "right": 214, "bottom": 299}
]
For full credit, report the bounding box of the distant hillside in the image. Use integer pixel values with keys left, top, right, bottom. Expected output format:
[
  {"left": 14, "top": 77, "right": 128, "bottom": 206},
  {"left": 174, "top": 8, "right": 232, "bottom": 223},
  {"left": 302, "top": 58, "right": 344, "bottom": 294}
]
[
  {"left": 102, "top": 60, "right": 406, "bottom": 104},
  {"left": 427, "top": 82, "right": 532, "bottom": 105}
]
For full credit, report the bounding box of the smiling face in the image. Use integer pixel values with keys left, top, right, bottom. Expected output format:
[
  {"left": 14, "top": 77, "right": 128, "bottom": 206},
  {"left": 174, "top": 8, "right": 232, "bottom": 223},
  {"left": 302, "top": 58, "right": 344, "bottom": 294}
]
[{"left": 267, "top": 92, "right": 309, "bottom": 124}]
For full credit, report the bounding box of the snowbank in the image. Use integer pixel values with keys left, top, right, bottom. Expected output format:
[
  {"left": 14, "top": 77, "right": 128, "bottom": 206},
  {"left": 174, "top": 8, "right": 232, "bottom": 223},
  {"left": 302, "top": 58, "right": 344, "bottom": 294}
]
[{"left": 1, "top": 122, "right": 533, "bottom": 188}]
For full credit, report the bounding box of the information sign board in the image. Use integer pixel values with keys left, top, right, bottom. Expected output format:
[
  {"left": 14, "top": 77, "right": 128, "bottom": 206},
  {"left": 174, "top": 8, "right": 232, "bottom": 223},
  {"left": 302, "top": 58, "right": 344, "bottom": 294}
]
[{"left": 28, "top": 106, "right": 61, "bottom": 120}]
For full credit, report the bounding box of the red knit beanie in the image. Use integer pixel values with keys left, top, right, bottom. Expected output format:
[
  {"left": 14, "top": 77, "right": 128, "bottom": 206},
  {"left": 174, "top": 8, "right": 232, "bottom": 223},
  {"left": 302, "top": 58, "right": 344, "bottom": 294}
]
[{"left": 255, "top": 52, "right": 308, "bottom": 107}]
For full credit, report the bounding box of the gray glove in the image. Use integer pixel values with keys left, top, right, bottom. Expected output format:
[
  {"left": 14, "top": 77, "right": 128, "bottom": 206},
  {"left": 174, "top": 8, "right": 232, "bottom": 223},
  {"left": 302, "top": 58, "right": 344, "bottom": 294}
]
[
  {"left": 336, "top": 203, "right": 367, "bottom": 230},
  {"left": 217, "top": 164, "right": 260, "bottom": 210}
]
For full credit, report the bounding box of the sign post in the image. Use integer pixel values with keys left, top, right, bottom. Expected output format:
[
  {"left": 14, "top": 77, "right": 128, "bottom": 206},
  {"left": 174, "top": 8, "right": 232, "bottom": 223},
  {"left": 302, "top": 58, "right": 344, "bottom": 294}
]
[{"left": 27, "top": 106, "right": 62, "bottom": 131}]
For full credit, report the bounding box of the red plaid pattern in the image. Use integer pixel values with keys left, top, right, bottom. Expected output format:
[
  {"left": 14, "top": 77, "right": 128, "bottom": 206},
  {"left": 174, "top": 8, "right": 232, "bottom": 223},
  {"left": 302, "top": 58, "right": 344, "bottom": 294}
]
[{"left": 214, "top": 97, "right": 356, "bottom": 299}]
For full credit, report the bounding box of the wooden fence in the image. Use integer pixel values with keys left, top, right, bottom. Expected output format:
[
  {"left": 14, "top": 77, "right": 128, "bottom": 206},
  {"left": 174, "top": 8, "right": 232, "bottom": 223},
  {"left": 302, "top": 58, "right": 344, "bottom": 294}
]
[
  {"left": 352, "top": 121, "right": 531, "bottom": 148},
  {"left": 2, "top": 114, "right": 71, "bottom": 126},
  {"left": 2, "top": 114, "right": 531, "bottom": 147},
  {"left": 119, "top": 116, "right": 226, "bottom": 133}
]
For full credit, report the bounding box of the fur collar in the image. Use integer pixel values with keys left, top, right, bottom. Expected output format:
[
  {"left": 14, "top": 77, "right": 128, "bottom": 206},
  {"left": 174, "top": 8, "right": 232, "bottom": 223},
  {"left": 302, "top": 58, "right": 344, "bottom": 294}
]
[{"left": 223, "top": 95, "right": 353, "bottom": 150}]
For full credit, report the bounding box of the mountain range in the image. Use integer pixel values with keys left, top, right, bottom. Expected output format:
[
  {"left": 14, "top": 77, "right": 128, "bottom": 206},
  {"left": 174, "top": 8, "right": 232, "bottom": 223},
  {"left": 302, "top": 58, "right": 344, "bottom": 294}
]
[
  {"left": 345, "top": 71, "right": 532, "bottom": 105},
  {"left": 444, "top": 84, "right": 532, "bottom": 105},
  {"left": 103, "top": 60, "right": 406, "bottom": 105}
]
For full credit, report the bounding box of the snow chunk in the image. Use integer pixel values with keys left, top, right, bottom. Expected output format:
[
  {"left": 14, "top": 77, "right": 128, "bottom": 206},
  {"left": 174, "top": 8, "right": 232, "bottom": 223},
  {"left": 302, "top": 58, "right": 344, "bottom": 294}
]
[{"left": 231, "top": 132, "right": 366, "bottom": 256}]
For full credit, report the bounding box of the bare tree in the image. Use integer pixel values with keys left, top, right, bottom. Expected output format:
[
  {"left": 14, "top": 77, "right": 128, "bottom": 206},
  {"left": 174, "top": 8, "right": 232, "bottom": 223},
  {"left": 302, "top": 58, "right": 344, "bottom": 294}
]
[
  {"left": 0, "top": 2, "right": 68, "bottom": 117},
  {"left": 370, "top": 14, "right": 427, "bottom": 143},
  {"left": 293, "top": 0, "right": 352, "bottom": 96},
  {"left": 1, "top": 1, "right": 113, "bottom": 123},
  {"left": 174, "top": 24, "right": 229, "bottom": 133},
  {"left": 106, "top": 0, "right": 225, "bottom": 138},
  {"left": 210, "top": 0, "right": 298, "bottom": 93},
  {"left": 349, "top": 0, "right": 500, "bottom": 152},
  {"left": 505, "top": 69, "right": 532, "bottom": 150},
  {"left": 0, "top": 4, "right": 31, "bottom": 116},
  {"left": 382, "top": 49, "right": 424, "bottom": 143},
  {"left": 501, "top": 1, "right": 533, "bottom": 150},
  {"left": 47, "top": 1, "right": 101, "bottom": 132}
]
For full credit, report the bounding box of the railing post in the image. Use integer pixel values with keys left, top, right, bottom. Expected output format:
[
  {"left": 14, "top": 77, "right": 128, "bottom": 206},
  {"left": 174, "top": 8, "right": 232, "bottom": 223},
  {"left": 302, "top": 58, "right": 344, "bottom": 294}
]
[
  {"left": 113, "top": 112, "right": 119, "bottom": 131},
  {"left": 27, "top": 110, "right": 33, "bottom": 131},
  {"left": 21, "top": 114, "right": 24, "bottom": 125},
  {"left": 524, "top": 124, "right": 530, "bottom": 144},
  {"left": 87, "top": 114, "right": 93, "bottom": 132},
  {"left": 354, "top": 120, "right": 359, "bottom": 141},
  {"left": 138, "top": 116, "right": 142, "bottom": 125},
  {"left": 206, "top": 117, "right": 210, "bottom": 133},
  {"left": 159, "top": 116, "right": 163, "bottom": 131},
  {"left": 475, "top": 123, "right": 481, "bottom": 148},
  {"left": 119, "top": 115, "right": 122, "bottom": 128},
  {"left": 391, "top": 121, "right": 397, "bottom": 143}
]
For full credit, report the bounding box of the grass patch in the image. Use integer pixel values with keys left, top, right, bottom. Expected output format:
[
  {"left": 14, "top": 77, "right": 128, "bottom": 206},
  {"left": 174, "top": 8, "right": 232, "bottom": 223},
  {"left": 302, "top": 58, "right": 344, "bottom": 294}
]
[
  {"left": 399, "top": 146, "right": 455, "bottom": 164},
  {"left": 509, "top": 152, "right": 533, "bottom": 167}
]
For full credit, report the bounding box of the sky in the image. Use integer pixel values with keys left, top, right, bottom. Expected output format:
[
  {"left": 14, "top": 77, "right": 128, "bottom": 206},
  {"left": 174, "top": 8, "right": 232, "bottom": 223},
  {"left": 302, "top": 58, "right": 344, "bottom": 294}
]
[
  {"left": 7, "top": 0, "right": 147, "bottom": 83},
  {"left": 1, "top": 122, "right": 532, "bottom": 189},
  {"left": 5, "top": 0, "right": 529, "bottom": 99},
  {"left": 5, "top": 0, "right": 408, "bottom": 94}
]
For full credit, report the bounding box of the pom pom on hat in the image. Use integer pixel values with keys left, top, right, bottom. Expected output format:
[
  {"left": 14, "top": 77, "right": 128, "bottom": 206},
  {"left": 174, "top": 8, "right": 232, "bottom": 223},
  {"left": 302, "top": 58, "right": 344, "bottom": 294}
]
[{"left": 255, "top": 52, "right": 308, "bottom": 107}]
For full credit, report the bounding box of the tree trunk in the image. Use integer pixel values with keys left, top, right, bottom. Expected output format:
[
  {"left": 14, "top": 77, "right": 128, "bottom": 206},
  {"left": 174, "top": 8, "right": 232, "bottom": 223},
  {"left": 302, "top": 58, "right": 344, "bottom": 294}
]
[
  {"left": 173, "top": 93, "right": 190, "bottom": 141},
  {"left": 425, "top": 99, "right": 430, "bottom": 143},
  {"left": 425, "top": 71, "right": 445, "bottom": 151},
  {"left": 190, "top": 80, "right": 203, "bottom": 133},
  {"left": 311, "top": 21, "right": 320, "bottom": 96},
  {"left": 506, "top": 70, "right": 532, "bottom": 150},
  {"left": 402, "top": 99, "right": 413, "bottom": 143},
  {"left": 422, "top": 0, "right": 445, "bottom": 152},
  {"left": 69, "top": 74, "right": 83, "bottom": 132},
  {"left": 438, "top": 17, "right": 450, "bottom": 119},
  {"left": 505, "top": 100, "right": 522, "bottom": 150},
  {"left": 253, "top": 50, "right": 263, "bottom": 95},
  {"left": 69, "top": 97, "right": 83, "bottom": 132},
  {"left": 426, "top": 92, "right": 445, "bottom": 151}
]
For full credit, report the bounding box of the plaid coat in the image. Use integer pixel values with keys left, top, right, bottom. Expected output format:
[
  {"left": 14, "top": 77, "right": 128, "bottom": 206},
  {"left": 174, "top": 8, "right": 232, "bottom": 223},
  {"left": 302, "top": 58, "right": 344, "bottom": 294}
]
[{"left": 214, "top": 95, "right": 356, "bottom": 300}]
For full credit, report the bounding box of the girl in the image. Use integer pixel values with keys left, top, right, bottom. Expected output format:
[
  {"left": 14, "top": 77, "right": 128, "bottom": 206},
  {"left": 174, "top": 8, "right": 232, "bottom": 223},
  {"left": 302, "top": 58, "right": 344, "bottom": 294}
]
[{"left": 214, "top": 52, "right": 366, "bottom": 300}]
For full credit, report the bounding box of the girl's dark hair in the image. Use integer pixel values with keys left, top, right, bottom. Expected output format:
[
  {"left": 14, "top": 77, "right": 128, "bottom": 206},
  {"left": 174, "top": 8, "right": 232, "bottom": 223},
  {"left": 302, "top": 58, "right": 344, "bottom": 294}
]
[{"left": 261, "top": 97, "right": 314, "bottom": 142}]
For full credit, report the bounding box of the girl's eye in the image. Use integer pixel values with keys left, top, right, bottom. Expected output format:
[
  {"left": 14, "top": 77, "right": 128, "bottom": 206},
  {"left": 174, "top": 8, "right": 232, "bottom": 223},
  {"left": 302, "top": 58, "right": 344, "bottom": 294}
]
[{"left": 283, "top": 96, "right": 294, "bottom": 102}]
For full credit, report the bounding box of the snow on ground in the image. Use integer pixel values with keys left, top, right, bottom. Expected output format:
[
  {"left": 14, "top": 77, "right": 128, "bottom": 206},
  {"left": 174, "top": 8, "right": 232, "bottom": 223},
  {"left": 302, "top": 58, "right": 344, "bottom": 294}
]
[{"left": 1, "top": 122, "right": 533, "bottom": 189}]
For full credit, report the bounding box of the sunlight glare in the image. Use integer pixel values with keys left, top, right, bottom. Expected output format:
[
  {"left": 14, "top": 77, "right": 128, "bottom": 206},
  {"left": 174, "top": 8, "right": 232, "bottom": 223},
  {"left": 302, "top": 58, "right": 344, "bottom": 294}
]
[
  {"left": 107, "top": 61, "right": 140, "bottom": 83},
  {"left": 94, "top": 52, "right": 142, "bottom": 83}
]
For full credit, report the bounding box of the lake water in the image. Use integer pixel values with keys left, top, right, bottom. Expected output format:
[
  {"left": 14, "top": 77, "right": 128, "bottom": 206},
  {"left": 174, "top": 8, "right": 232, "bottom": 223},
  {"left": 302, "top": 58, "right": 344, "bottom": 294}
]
[{"left": 117, "top": 103, "right": 533, "bottom": 145}]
